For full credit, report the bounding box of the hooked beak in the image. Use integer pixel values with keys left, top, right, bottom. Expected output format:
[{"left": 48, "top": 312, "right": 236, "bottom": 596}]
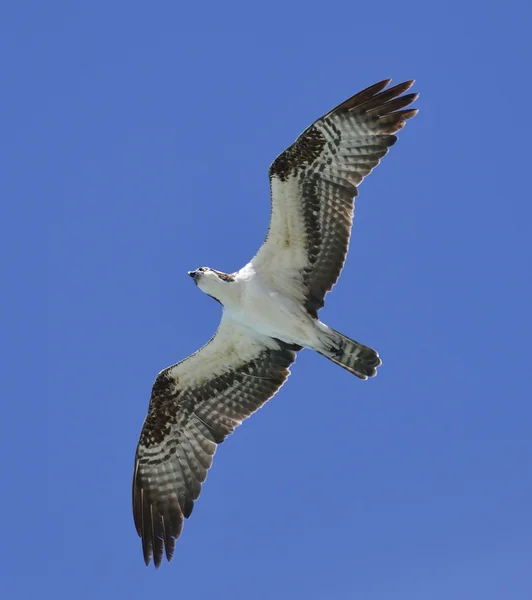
[{"left": 188, "top": 270, "right": 197, "bottom": 279}]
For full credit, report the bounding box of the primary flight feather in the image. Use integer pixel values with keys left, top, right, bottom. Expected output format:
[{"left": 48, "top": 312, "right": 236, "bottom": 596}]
[{"left": 133, "top": 79, "right": 418, "bottom": 567}]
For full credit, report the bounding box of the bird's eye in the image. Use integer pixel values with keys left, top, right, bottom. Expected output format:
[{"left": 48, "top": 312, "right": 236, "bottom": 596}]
[{"left": 199, "top": 267, "right": 207, "bottom": 272}]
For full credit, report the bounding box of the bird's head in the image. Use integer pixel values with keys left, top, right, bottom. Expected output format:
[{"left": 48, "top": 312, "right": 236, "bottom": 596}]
[
  {"left": 188, "top": 266, "right": 212, "bottom": 287},
  {"left": 188, "top": 267, "right": 235, "bottom": 301}
]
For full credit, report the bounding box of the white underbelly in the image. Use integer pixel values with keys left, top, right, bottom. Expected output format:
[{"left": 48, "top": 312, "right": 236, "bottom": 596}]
[{"left": 226, "top": 284, "right": 316, "bottom": 346}]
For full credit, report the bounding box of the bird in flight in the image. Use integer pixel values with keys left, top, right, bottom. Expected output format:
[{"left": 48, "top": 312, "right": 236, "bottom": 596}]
[{"left": 133, "top": 79, "right": 418, "bottom": 567}]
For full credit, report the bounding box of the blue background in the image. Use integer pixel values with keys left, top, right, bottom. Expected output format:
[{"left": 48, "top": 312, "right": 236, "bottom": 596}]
[{"left": 2, "top": 2, "right": 531, "bottom": 598}]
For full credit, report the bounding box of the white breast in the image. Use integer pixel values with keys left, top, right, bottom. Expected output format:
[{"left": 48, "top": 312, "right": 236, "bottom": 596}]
[{"left": 226, "top": 266, "right": 316, "bottom": 346}]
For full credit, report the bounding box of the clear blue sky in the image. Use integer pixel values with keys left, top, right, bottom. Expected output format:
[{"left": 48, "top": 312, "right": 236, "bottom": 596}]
[{"left": 2, "top": 1, "right": 531, "bottom": 598}]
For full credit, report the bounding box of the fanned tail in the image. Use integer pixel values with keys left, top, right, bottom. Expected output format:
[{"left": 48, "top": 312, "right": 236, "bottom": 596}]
[{"left": 316, "top": 327, "right": 381, "bottom": 380}]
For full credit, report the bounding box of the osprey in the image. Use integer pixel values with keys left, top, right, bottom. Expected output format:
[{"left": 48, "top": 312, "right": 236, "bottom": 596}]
[{"left": 133, "top": 79, "right": 418, "bottom": 567}]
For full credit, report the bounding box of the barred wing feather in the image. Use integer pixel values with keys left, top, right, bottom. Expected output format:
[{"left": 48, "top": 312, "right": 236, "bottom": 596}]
[
  {"left": 252, "top": 79, "right": 418, "bottom": 315},
  {"left": 133, "top": 316, "right": 298, "bottom": 567}
]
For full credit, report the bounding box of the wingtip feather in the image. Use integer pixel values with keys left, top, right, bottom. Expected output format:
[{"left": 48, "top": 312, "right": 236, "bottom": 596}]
[
  {"left": 401, "top": 108, "right": 419, "bottom": 120},
  {"left": 328, "top": 79, "right": 392, "bottom": 115},
  {"left": 324, "top": 79, "right": 419, "bottom": 123}
]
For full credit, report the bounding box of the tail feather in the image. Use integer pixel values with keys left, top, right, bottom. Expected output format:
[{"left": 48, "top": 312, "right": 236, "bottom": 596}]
[{"left": 317, "top": 328, "right": 381, "bottom": 380}]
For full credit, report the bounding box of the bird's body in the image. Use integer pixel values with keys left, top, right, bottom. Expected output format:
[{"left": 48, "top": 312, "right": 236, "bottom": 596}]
[
  {"left": 200, "top": 264, "right": 322, "bottom": 348},
  {"left": 133, "top": 79, "right": 419, "bottom": 567}
]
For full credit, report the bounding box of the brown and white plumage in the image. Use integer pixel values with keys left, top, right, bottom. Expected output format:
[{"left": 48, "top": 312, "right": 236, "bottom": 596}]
[
  {"left": 253, "top": 79, "right": 417, "bottom": 315},
  {"left": 133, "top": 79, "right": 418, "bottom": 567},
  {"left": 133, "top": 317, "right": 298, "bottom": 567}
]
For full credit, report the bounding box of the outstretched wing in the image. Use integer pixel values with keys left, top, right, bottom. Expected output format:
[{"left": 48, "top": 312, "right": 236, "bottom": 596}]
[
  {"left": 133, "top": 315, "right": 299, "bottom": 567},
  {"left": 252, "top": 79, "right": 418, "bottom": 316}
]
